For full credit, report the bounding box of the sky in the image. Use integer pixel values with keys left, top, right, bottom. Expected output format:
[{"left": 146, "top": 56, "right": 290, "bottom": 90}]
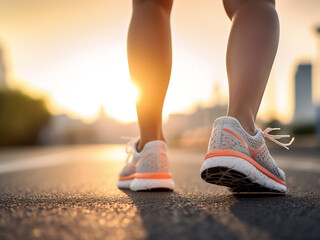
[{"left": 0, "top": 0, "right": 319, "bottom": 123}]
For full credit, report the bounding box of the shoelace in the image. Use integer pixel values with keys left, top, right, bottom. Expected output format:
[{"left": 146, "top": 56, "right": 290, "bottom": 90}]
[
  {"left": 121, "top": 136, "right": 139, "bottom": 164},
  {"left": 262, "top": 128, "right": 295, "bottom": 150}
]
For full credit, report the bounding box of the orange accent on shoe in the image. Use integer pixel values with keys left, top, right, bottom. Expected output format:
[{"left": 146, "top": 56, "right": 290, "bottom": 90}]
[
  {"left": 134, "top": 153, "right": 153, "bottom": 167},
  {"left": 160, "top": 153, "right": 168, "bottom": 158},
  {"left": 134, "top": 172, "right": 172, "bottom": 179},
  {"left": 119, "top": 173, "right": 135, "bottom": 181},
  {"left": 129, "top": 163, "right": 136, "bottom": 170},
  {"left": 119, "top": 172, "right": 172, "bottom": 181},
  {"left": 223, "top": 128, "right": 265, "bottom": 158},
  {"left": 204, "top": 149, "right": 286, "bottom": 186},
  {"left": 212, "top": 129, "right": 217, "bottom": 134}
]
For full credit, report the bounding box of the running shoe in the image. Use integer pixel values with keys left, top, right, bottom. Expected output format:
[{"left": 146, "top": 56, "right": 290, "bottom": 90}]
[
  {"left": 200, "top": 116, "right": 294, "bottom": 193},
  {"left": 117, "top": 138, "right": 174, "bottom": 191}
]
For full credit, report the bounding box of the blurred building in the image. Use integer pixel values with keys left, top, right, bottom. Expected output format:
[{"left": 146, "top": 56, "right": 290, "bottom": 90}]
[
  {"left": 39, "top": 106, "right": 139, "bottom": 145},
  {"left": 0, "top": 47, "right": 7, "bottom": 89},
  {"left": 90, "top": 105, "right": 139, "bottom": 143},
  {"left": 164, "top": 104, "right": 227, "bottom": 147},
  {"left": 39, "top": 102, "right": 228, "bottom": 146},
  {"left": 39, "top": 114, "right": 86, "bottom": 144},
  {"left": 314, "top": 26, "right": 320, "bottom": 138},
  {"left": 293, "top": 64, "right": 316, "bottom": 125}
]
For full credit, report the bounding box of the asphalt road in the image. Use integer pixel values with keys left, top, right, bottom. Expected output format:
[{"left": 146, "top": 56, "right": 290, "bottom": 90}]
[{"left": 0, "top": 145, "right": 320, "bottom": 240}]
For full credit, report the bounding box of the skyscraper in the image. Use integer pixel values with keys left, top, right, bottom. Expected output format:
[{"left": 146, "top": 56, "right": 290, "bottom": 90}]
[
  {"left": 314, "top": 27, "right": 320, "bottom": 138},
  {"left": 294, "top": 64, "right": 315, "bottom": 125}
]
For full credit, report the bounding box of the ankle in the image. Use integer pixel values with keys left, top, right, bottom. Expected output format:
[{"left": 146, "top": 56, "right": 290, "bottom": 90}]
[
  {"left": 138, "top": 136, "right": 166, "bottom": 152},
  {"left": 226, "top": 113, "right": 256, "bottom": 136}
]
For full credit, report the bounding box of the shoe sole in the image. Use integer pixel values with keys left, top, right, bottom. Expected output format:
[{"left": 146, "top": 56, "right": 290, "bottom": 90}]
[
  {"left": 200, "top": 156, "right": 286, "bottom": 193},
  {"left": 130, "top": 178, "right": 174, "bottom": 191},
  {"left": 117, "top": 180, "right": 132, "bottom": 189},
  {"left": 117, "top": 178, "right": 174, "bottom": 191}
]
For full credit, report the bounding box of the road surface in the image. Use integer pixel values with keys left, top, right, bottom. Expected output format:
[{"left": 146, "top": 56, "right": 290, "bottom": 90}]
[{"left": 0, "top": 145, "right": 320, "bottom": 240}]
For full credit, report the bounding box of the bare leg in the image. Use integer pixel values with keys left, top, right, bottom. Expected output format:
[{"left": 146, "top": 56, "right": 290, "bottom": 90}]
[
  {"left": 127, "top": 0, "right": 173, "bottom": 151},
  {"left": 223, "top": 0, "right": 279, "bottom": 135}
]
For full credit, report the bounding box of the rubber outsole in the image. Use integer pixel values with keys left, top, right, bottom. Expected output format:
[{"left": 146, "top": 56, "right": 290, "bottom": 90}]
[
  {"left": 200, "top": 156, "right": 286, "bottom": 193},
  {"left": 117, "top": 178, "right": 174, "bottom": 192},
  {"left": 130, "top": 178, "right": 174, "bottom": 191},
  {"left": 117, "top": 180, "right": 132, "bottom": 189}
]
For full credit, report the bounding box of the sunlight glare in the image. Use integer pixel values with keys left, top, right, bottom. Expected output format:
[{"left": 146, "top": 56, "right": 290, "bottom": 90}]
[
  {"left": 46, "top": 48, "right": 139, "bottom": 123},
  {"left": 102, "top": 80, "right": 139, "bottom": 123}
]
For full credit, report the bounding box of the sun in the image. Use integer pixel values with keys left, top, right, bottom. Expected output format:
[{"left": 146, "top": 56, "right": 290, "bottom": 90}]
[
  {"left": 102, "top": 79, "right": 139, "bottom": 123},
  {"left": 47, "top": 49, "right": 139, "bottom": 123}
]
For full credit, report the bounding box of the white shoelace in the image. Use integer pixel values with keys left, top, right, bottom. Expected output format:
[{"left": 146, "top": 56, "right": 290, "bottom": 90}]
[
  {"left": 262, "top": 128, "right": 295, "bottom": 150},
  {"left": 122, "top": 136, "right": 139, "bottom": 164}
]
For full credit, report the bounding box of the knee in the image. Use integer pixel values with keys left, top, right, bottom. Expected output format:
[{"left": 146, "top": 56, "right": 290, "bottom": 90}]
[
  {"left": 223, "top": 0, "right": 276, "bottom": 20},
  {"left": 133, "top": 0, "right": 173, "bottom": 15}
]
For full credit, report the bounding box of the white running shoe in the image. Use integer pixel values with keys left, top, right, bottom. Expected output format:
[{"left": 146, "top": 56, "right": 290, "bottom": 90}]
[
  {"left": 200, "top": 116, "right": 294, "bottom": 193},
  {"left": 117, "top": 138, "right": 174, "bottom": 191}
]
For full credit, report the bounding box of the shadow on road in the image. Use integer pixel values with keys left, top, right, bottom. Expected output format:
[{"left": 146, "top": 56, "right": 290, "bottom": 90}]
[
  {"left": 120, "top": 189, "right": 239, "bottom": 240},
  {"left": 121, "top": 189, "right": 320, "bottom": 240},
  {"left": 230, "top": 193, "right": 320, "bottom": 239}
]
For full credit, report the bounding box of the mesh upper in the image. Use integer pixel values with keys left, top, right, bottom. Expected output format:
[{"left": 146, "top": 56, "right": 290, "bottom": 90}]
[
  {"left": 119, "top": 163, "right": 136, "bottom": 178},
  {"left": 135, "top": 140, "right": 170, "bottom": 173},
  {"left": 120, "top": 140, "right": 170, "bottom": 177},
  {"left": 207, "top": 116, "right": 285, "bottom": 181}
]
